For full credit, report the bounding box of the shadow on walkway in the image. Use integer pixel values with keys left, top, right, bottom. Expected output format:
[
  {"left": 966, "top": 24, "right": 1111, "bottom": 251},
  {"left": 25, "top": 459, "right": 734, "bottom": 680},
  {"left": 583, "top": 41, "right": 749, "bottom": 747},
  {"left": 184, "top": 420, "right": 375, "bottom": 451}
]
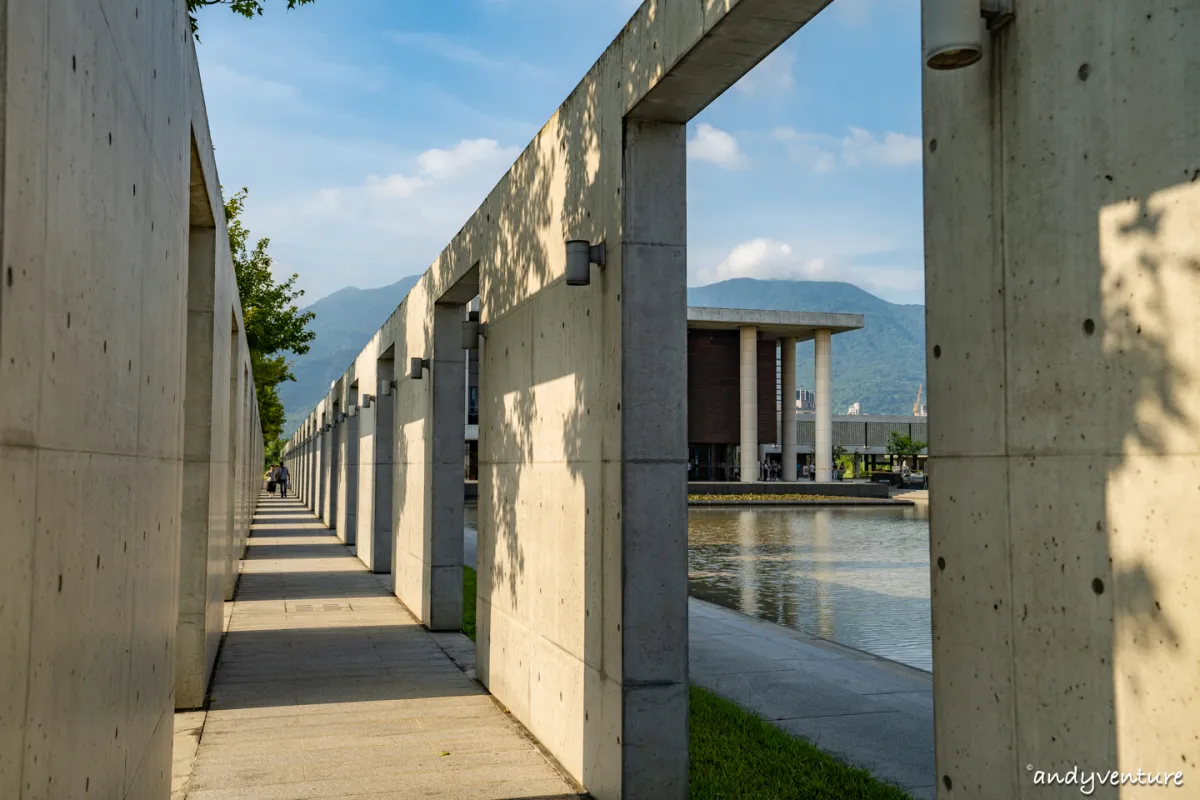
[{"left": 178, "top": 494, "right": 582, "bottom": 800}]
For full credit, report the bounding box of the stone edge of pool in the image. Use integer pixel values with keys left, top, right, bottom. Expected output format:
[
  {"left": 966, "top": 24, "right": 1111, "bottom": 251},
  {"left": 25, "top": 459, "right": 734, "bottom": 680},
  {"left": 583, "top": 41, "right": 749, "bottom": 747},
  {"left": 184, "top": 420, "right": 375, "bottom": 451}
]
[{"left": 688, "top": 498, "right": 916, "bottom": 507}]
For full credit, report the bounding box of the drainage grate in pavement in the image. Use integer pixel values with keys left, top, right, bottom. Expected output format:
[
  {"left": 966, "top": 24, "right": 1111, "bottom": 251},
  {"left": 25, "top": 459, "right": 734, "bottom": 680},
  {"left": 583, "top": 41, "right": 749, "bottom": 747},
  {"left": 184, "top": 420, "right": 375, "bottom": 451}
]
[{"left": 286, "top": 603, "right": 353, "bottom": 612}]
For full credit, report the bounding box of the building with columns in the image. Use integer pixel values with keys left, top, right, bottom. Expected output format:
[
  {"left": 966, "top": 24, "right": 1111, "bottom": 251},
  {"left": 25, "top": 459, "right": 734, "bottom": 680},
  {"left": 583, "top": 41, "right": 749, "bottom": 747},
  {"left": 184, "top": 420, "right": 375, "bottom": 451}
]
[{"left": 685, "top": 307, "right": 863, "bottom": 483}]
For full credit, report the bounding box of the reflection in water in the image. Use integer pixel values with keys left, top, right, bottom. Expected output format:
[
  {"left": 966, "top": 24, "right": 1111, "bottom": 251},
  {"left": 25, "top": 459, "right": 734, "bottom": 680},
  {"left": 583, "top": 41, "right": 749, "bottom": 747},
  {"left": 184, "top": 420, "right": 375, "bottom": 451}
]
[
  {"left": 690, "top": 505, "right": 932, "bottom": 671},
  {"left": 464, "top": 502, "right": 932, "bottom": 671}
]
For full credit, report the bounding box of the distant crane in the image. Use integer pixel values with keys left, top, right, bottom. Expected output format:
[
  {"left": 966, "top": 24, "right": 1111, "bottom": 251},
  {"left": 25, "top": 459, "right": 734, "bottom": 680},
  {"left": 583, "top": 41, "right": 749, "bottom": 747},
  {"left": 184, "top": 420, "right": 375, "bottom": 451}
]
[{"left": 913, "top": 383, "right": 923, "bottom": 416}]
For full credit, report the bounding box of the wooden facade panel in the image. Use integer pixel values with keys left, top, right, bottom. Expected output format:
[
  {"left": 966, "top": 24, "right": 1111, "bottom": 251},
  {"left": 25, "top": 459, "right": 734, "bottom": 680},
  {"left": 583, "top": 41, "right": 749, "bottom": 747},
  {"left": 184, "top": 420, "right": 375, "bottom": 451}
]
[
  {"left": 757, "top": 340, "right": 777, "bottom": 445},
  {"left": 686, "top": 330, "right": 776, "bottom": 445}
]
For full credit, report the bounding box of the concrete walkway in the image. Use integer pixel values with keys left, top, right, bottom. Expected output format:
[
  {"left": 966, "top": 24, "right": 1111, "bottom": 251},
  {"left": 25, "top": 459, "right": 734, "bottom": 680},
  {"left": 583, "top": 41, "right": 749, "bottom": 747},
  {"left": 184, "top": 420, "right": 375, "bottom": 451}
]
[
  {"left": 174, "top": 495, "right": 580, "bottom": 800},
  {"left": 689, "top": 597, "right": 935, "bottom": 799}
]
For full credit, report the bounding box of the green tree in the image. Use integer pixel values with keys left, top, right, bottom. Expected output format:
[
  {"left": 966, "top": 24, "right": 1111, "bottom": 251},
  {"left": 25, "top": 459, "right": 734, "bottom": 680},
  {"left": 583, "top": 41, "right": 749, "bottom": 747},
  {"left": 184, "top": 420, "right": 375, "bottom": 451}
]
[
  {"left": 224, "top": 188, "right": 316, "bottom": 464},
  {"left": 886, "top": 432, "right": 927, "bottom": 469},
  {"left": 187, "top": 0, "right": 316, "bottom": 37}
]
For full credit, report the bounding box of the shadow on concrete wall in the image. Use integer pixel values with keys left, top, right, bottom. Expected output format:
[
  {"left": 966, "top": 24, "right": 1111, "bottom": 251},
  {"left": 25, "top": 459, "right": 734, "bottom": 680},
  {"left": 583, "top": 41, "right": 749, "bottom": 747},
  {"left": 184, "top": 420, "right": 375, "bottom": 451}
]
[
  {"left": 1098, "top": 181, "right": 1196, "bottom": 738},
  {"left": 929, "top": 48, "right": 1199, "bottom": 789}
]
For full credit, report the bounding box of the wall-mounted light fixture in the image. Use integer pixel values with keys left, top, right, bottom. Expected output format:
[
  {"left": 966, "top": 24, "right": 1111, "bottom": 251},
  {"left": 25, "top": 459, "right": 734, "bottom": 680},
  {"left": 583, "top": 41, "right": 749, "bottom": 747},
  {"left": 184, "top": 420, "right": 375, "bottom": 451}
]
[
  {"left": 566, "top": 239, "right": 606, "bottom": 286},
  {"left": 347, "top": 405, "right": 359, "bottom": 418},
  {"left": 923, "top": 0, "right": 1014, "bottom": 70},
  {"left": 409, "top": 357, "right": 430, "bottom": 380},
  {"left": 462, "top": 310, "right": 488, "bottom": 349},
  {"left": 362, "top": 394, "right": 375, "bottom": 408}
]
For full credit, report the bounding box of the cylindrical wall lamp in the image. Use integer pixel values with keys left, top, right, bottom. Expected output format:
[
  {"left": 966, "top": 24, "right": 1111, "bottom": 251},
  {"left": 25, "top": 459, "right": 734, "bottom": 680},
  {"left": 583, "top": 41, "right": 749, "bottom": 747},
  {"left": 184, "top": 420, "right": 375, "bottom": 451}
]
[
  {"left": 923, "top": 0, "right": 983, "bottom": 70},
  {"left": 409, "top": 357, "right": 430, "bottom": 380},
  {"left": 566, "top": 239, "right": 606, "bottom": 286},
  {"left": 462, "top": 310, "right": 488, "bottom": 349}
]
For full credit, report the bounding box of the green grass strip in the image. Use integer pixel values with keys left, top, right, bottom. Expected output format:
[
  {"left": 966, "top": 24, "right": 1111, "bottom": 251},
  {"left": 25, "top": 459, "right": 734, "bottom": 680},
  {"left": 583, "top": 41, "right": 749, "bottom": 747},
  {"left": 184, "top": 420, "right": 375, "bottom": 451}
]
[
  {"left": 689, "top": 685, "right": 913, "bottom": 799},
  {"left": 462, "top": 567, "right": 911, "bottom": 798}
]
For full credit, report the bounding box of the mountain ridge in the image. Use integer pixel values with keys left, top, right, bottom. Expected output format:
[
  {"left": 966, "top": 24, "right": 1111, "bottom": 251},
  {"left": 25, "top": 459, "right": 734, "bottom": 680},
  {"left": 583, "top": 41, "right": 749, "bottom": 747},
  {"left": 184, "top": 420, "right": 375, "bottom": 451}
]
[{"left": 281, "top": 276, "right": 927, "bottom": 437}]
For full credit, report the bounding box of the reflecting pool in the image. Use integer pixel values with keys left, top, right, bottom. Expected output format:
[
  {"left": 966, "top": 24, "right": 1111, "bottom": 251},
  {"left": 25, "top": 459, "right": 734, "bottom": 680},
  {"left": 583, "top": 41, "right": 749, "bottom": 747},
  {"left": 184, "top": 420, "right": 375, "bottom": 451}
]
[
  {"left": 688, "top": 506, "right": 932, "bottom": 671},
  {"left": 463, "top": 502, "right": 932, "bottom": 671}
]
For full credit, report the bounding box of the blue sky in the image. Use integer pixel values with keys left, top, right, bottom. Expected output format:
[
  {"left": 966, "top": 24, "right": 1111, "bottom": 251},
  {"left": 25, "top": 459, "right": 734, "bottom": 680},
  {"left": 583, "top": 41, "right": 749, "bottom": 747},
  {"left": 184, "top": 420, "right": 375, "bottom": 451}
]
[{"left": 194, "top": 0, "right": 924, "bottom": 305}]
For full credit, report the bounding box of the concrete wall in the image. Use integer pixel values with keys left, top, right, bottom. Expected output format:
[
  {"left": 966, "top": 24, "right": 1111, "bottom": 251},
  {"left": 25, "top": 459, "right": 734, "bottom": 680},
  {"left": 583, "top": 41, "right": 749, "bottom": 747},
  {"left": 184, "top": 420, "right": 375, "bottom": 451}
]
[
  {"left": 924, "top": 1, "right": 1200, "bottom": 796},
  {"left": 176, "top": 61, "right": 262, "bottom": 710},
  {"left": 283, "top": 2, "right": 834, "bottom": 795},
  {"left": 0, "top": 1, "right": 263, "bottom": 797}
]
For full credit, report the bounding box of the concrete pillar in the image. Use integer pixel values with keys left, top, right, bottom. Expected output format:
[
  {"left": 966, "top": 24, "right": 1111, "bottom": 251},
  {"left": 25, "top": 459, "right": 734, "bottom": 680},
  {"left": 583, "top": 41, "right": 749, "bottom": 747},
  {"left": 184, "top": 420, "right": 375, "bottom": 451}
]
[
  {"left": 316, "top": 420, "right": 327, "bottom": 519},
  {"left": 781, "top": 338, "right": 797, "bottom": 481},
  {"left": 176, "top": 225, "right": 222, "bottom": 710},
  {"left": 924, "top": 5, "right": 1200, "bottom": 796},
  {"left": 307, "top": 430, "right": 316, "bottom": 509},
  {"left": 739, "top": 325, "right": 758, "bottom": 483},
  {"left": 814, "top": 328, "right": 832, "bottom": 482},
  {"left": 427, "top": 303, "right": 465, "bottom": 630},
  {"left": 336, "top": 410, "right": 359, "bottom": 545},
  {"left": 323, "top": 412, "right": 340, "bottom": 529},
  {"left": 370, "top": 385, "right": 394, "bottom": 573},
  {"left": 615, "top": 118, "right": 689, "bottom": 797}
]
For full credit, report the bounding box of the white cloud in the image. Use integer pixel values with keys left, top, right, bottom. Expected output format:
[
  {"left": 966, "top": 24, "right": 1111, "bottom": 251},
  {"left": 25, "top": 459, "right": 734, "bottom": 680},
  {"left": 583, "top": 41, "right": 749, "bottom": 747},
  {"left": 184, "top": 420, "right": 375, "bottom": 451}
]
[
  {"left": 247, "top": 137, "right": 520, "bottom": 298},
  {"left": 735, "top": 46, "right": 796, "bottom": 94},
  {"left": 688, "top": 123, "right": 749, "bottom": 170},
  {"left": 773, "top": 126, "right": 921, "bottom": 171},
  {"left": 707, "top": 238, "right": 828, "bottom": 282},
  {"left": 693, "top": 236, "right": 924, "bottom": 301},
  {"left": 417, "top": 138, "right": 514, "bottom": 181},
  {"left": 840, "top": 128, "right": 922, "bottom": 167}
]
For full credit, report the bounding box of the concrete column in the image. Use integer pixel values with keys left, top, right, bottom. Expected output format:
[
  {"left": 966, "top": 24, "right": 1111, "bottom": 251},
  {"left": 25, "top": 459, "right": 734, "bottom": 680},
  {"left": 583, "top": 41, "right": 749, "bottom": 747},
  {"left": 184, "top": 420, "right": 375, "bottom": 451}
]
[
  {"left": 336, "top": 412, "right": 359, "bottom": 545},
  {"left": 316, "top": 421, "right": 327, "bottom": 519},
  {"left": 739, "top": 325, "right": 758, "bottom": 483},
  {"left": 176, "top": 225, "right": 222, "bottom": 710},
  {"left": 814, "top": 328, "right": 832, "bottom": 482},
  {"left": 370, "top": 387, "right": 394, "bottom": 574},
  {"left": 616, "top": 118, "right": 689, "bottom": 797},
  {"left": 305, "top": 435, "right": 312, "bottom": 501},
  {"left": 924, "top": 7, "right": 1200, "bottom": 795},
  {"left": 781, "top": 337, "right": 797, "bottom": 481},
  {"left": 323, "top": 413, "right": 339, "bottom": 529},
  {"left": 311, "top": 429, "right": 319, "bottom": 510},
  {"left": 427, "top": 303, "right": 465, "bottom": 630}
]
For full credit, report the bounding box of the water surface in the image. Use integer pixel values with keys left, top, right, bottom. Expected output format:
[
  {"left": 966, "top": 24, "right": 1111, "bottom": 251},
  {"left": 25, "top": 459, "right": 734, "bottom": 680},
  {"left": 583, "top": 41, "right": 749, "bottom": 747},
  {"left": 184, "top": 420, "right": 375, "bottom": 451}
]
[
  {"left": 463, "top": 502, "right": 932, "bottom": 671},
  {"left": 689, "top": 506, "right": 932, "bottom": 671}
]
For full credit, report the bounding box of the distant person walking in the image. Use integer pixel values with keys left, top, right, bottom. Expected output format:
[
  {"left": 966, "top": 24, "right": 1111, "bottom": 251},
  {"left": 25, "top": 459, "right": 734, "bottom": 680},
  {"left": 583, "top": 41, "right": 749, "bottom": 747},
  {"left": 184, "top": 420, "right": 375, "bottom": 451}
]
[{"left": 276, "top": 463, "right": 289, "bottom": 498}]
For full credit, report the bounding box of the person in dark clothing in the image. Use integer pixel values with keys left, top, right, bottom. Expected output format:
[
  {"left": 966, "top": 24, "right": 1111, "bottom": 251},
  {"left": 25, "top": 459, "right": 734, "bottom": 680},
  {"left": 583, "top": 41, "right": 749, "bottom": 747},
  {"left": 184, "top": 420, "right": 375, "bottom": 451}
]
[{"left": 276, "top": 463, "right": 289, "bottom": 497}]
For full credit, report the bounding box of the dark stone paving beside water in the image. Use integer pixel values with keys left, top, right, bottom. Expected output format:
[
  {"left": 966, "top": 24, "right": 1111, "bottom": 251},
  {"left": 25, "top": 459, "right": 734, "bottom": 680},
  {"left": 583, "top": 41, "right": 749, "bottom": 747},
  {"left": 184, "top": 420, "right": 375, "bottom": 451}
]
[{"left": 689, "top": 598, "right": 935, "bottom": 800}]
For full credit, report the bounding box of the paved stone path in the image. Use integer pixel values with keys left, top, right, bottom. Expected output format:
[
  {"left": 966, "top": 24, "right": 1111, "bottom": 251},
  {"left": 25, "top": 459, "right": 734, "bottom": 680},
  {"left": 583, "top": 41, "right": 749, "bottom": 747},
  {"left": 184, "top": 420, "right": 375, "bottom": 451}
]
[
  {"left": 689, "top": 597, "right": 935, "bottom": 800},
  {"left": 176, "top": 495, "right": 579, "bottom": 800}
]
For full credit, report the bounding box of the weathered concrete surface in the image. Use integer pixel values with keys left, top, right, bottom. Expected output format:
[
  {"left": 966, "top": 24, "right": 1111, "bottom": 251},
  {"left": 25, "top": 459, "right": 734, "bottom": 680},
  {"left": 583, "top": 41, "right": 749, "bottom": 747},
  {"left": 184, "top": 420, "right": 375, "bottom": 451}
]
[
  {"left": 0, "top": 1, "right": 263, "bottom": 796},
  {"left": 182, "top": 496, "right": 581, "bottom": 800},
  {"left": 686, "top": 306, "right": 863, "bottom": 337},
  {"left": 281, "top": 1, "right": 844, "bottom": 795},
  {"left": 171, "top": 711, "right": 205, "bottom": 800},
  {"left": 690, "top": 598, "right": 935, "bottom": 799},
  {"left": 924, "top": 1, "right": 1200, "bottom": 796},
  {"left": 178, "top": 82, "right": 262, "bottom": 711},
  {"left": 335, "top": 406, "right": 359, "bottom": 547}
]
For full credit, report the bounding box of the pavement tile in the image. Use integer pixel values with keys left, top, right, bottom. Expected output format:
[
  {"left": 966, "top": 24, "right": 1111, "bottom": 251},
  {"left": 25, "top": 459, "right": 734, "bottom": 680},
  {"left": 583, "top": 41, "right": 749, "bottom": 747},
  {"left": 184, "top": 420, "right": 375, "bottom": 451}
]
[{"left": 177, "top": 497, "right": 577, "bottom": 799}]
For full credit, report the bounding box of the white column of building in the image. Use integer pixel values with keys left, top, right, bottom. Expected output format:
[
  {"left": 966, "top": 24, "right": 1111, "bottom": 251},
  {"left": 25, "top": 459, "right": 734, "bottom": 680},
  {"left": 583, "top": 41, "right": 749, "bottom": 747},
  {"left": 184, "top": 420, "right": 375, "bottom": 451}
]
[
  {"left": 814, "top": 328, "right": 832, "bottom": 482},
  {"left": 739, "top": 326, "right": 758, "bottom": 483},
  {"left": 781, "top": 337, "right": 797, "bottom": 481}
]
